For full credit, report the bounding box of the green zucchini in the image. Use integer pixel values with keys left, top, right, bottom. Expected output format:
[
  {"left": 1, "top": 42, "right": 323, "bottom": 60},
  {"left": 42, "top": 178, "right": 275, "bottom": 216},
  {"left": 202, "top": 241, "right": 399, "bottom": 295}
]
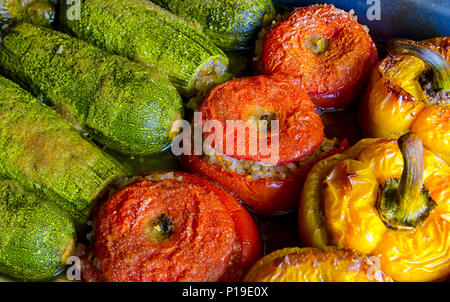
[
  {"left": 0, "top": 23, "right": 184, "bottom": 156},
  {"left": 0, "top": 0, "right": 55, "bottom": 27},
  {"left": 151, "top": 0, "right": 276, "bottom": 50},
  {"left": 59, "top": 0, "right": 230, "bottom": 96},
  {"left": 0, "top": 75, "right": 126, "bottom": 225},
  {"left": 0, "top": 179, "right": 76, "bottom": 281}
]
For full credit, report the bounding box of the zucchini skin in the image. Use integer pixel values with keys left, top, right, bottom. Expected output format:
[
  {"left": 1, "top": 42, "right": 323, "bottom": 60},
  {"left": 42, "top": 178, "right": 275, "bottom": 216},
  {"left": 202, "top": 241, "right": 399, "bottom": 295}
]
[
  {"left": 152, "top": 0, "right": 276, "bottom": 50},
  {"left": 0, "top": 179, "right": 76, "bottom": 281},
  {"left": 59, "top": 0, "right": 229, "bottom": 95},
  {"left": 0, "top": 75, "right": 126, "bottom": 225},
  {"left": 0, "top": 0, "right": 55, "bottom": 27},
  {"left": 0, "top": 23, "right": 184, "bottom": 156}
]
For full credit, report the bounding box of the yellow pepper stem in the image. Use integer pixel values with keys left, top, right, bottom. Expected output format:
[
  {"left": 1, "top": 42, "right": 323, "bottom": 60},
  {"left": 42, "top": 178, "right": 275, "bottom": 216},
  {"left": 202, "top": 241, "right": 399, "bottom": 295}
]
[
  {"left": 377, "top": 132, "right": 437, "bottom": 230},
  {"left": 387, "top": 38, "right": 450, "bottom": 92}
]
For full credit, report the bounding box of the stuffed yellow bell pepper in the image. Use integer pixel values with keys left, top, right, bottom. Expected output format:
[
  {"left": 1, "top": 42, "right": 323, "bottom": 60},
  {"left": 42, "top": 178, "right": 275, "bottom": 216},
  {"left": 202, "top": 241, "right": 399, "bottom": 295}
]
[
  {"left": 299, "top": 133, "right": 450, "bottom": 282},
  {"left": 359, "top": 37, "right": 450, "bottom": 162}
]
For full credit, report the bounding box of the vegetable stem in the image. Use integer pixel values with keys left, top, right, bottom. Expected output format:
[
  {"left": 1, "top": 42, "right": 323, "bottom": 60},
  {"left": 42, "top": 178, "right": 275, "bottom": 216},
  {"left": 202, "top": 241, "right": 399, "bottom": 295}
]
[
  {"left": 387, "top": 38, "right": 450, "bottom": 91},
  {"left": 377, "top": 132, "right": 437, "bottom": 230}
]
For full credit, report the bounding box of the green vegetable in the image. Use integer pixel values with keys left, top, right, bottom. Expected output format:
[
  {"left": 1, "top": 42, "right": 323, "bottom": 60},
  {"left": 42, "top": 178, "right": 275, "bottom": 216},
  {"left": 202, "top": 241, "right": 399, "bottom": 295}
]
[
  {"left": 0, "top": 0, "right": 55, "bottom": 27},
  {"left": 152, "top": 0, "right": 276, "bottom": 50},
  {"left": 59, "top": 0, "right": 230, "bottom": 96},
  {"left": 0, "top": 23, "right": 184, "bottom": 156},
  {"left": 0, "top": 75, "right": 126, "bottom": 225},
  {"left": 0, "top": 179, "right": 76, "bottom": 281}
]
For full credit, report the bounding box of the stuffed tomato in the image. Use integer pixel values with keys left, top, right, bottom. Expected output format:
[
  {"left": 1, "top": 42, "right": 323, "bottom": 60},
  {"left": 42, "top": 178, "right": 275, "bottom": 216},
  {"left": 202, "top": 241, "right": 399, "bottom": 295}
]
[
  {"left": 256, "top": 4, "right": 378, "bottom": 109},
  {"left": 182, "top": 74, "right": 348, "bottom": 215},
  {"left": 90, "top": 172, "right": 261, "bottom": 282}
]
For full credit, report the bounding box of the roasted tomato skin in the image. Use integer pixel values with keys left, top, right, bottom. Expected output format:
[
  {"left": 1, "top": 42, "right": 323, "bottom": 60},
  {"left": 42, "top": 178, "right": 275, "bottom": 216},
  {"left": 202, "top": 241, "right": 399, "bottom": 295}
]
[
  {"left": 199, "top": 74, "right": 324, "bottom": 165},
  {"left": 95, "top": 172, "right": 261, "bottom": 282},
  {"left": 260, "top": 4, "right": 378, "bottom": 109},
  {"left": 182, "top": 141, "right": 349, "bottom": 216}
]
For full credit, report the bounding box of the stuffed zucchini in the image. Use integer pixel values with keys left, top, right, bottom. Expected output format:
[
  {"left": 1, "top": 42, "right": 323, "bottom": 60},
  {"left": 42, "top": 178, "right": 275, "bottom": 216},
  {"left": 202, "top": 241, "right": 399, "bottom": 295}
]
[
  {"left": 0, "top": 0, "right": 55, "bottom": 27},
  {"left": 60, "top": 0, "right": 230, "bottom": 95},
  {"left": 0, "top": 75, "right": 126, "bottom": 225},
  {"left": 0, "top": 179, "right": 76, "bottom": 281},
  {"left": 0, "top": 23, "right": 184, "bottom": 156},
  {"left": 151, "top": 0, "right": 276, "bottom": 50}
]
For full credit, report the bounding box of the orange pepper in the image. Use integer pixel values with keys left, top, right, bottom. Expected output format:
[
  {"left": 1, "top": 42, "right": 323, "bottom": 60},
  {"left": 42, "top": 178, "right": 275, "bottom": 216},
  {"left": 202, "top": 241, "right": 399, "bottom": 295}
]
[
  {"left": 359, "top": 37, "right": 450, "bottom": 162},
  {"left": 299, "top": 134, "right": 450, "bottom": 282}
]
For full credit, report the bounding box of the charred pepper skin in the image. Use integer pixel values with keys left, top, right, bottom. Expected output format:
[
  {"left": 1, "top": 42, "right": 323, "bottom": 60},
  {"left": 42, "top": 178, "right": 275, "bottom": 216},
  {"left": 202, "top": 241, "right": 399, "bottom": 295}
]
[
  {"left": 0, "top": 23, "right": 184, "bottom": 156},
  {"left": 359, "top": 37, "right": 450, "bottom": 162}
]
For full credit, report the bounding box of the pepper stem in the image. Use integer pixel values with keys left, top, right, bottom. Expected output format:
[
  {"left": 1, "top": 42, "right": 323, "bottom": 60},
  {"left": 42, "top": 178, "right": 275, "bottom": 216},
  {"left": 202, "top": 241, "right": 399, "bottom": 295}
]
[
  {"left": 377, "top": 132, "right": 437, "bottom": 230},
  {"left": 387, "top": 38, "right": 450, "bottom": 91}
]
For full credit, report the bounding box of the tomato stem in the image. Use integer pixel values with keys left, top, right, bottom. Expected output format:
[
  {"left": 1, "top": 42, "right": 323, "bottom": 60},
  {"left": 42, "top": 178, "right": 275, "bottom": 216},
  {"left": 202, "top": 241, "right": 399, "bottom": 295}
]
[
  {"left": 152, "top": 213, "right": 174, "bottom": 240},
  {"left": 304, "top": 35, "right": 330, "bottom": 56},
  {"left": 377, "top": 132, "right": 437, "bottom": 230},
  {"left": 387, "top": 38, "right": 450, "bottom": 92}
]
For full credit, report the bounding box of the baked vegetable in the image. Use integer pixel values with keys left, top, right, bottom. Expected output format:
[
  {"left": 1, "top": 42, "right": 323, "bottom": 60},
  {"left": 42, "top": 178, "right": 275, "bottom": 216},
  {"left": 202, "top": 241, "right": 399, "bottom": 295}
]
[
  {"left": 359, "top": 37, "right": 450, "bottom": 162},
  {"left": 151, "top": 0, "right": 276, "bottom": 50},
  {"left": 182, "top": 138, "right": 349, "bottom": 215},
  {"left": 244, "top": 247, "right": 392, "bottom": 282},
  {"left": 59, "top": 0, "right": 230, "bottom": 96},
  {"left": 0, "top": 179, "right": 76, "bottom": 281},
  {"left": 198, "top": 75, "right": 324, "bottom": 164},
  {"left": 299, "top": 133, "right": 450, "bottom": 282},
  {"left": 0, "top": 75, "right": 126, "bottom": 225},
  {"left": 258, "top": 4, "right": 378, "bottom": 109},
  {"left": 0, "top": 23, "right": 183, "bottom": 156},
  {"left": 92, "top": 172, "right": 261, "bottom": 282},
  {"left": 0, "top": 0, "right": 55, "bottom": 27},
  {"left": 182, "top": 74, "right": 329, "bottom": 215}
]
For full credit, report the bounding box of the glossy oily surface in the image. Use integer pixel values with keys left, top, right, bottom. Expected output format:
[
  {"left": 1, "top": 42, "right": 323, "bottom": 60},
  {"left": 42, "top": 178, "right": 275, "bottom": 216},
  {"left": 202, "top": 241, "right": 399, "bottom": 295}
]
[
  {"left": 244, "top": 247, "right": 392, "bottom": 282},
  {"left": 95, "top": 172, "right": 261, "bottom": 282}
]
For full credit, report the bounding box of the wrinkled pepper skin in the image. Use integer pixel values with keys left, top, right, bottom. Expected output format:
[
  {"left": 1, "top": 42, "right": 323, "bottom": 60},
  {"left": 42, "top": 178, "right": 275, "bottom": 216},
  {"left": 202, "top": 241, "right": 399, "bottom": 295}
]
[
  {"left": 0, "top": 0, "right": 55, "bottom": 27},
  {"left": 152, "top": 0, "right": 276, "bottom": 50},
  {"left": 0, "top": 23, "right": 183, "bottom": 156},
  {"left": 359, "top": 37, "right": 450, "bottom": 162},
  {"left": 0, "top": 75, "right": 126, "bottom": 225},
  {"left": 94, "top": 172, "right": 261, "bottom": 282},
  {"left": 259, "top": 4, "right": 378, "bottom": 109},
  {"left": 244, "top": 247, "right": 392, "bottom": 282},
  {"left": 299, "top": 138, "right": 450, "bottom": 282},
  {"left": 59, "top": 0, "right": 229, "bottom": 96},
  {"left": 181, "top": 140, "right": 349, "bottom": 215}
]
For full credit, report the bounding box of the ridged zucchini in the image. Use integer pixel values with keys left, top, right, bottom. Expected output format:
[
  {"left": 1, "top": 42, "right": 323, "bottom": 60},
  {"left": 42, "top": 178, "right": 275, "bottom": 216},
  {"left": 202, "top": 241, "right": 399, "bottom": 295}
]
[
  {"left": 152, "top": 0, "right": 276, "bottom": 50},
  {"left": 0, "top": 0, "right": 55, "bottom": 27},
  {"left": 0, "top": 75, "right": 126, "bottom": 225},
  {"left": 0, "top": 179, "right": 76, "bottom": 281},
  {"left": 59, "top": 0, "right": 230, "bottom": 96},
  {"left": 0, "top": 23, "right": 184, "bottom": 156}
]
